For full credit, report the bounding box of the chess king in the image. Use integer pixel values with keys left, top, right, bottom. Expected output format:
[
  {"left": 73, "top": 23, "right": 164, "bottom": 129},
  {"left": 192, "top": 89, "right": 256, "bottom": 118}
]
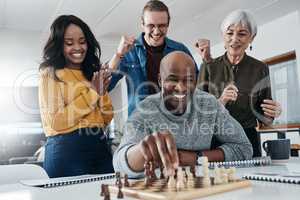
[{"left": 113, "top": 51, "right": 253, "bottom": 178}]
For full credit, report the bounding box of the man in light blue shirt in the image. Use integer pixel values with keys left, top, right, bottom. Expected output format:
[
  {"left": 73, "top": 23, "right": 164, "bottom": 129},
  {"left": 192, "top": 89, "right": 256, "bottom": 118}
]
[{"left": 109, "top": 0, "right": 198, "bottom": 115}]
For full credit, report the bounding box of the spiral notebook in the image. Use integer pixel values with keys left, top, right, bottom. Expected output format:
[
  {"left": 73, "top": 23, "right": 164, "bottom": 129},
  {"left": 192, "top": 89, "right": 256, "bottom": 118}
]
[
  {"left": 208, "top": 156, "right": 272, "bottom": 168},
  {"left": 243, "top": 172, "right": 300, "bottom": 184},
  {"left": 21, "top": 173, "right": 115, "bottom": 188}
]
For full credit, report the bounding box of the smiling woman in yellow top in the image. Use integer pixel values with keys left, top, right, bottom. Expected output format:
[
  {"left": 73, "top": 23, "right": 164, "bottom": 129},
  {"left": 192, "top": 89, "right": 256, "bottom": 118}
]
[{"left": 39, "top": 15, "right": 113, "bottom": 178}]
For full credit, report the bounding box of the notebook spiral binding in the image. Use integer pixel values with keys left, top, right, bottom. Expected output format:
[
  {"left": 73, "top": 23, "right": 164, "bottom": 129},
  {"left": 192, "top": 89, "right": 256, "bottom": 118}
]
[
  {"left": 208, "top": 156, "right": 272, "bottom": 169},
  {"left": 42, "top": 174, "right": 116, "bottom": 188},
  {"left": 243, "top": 174, "right": 300, "bottom": 184}
]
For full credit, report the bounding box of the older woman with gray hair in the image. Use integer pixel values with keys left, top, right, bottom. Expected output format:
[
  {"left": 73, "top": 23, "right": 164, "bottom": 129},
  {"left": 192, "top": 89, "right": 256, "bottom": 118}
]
[{"left": 196, "top": 10, "right": 281, "bottom": 157}]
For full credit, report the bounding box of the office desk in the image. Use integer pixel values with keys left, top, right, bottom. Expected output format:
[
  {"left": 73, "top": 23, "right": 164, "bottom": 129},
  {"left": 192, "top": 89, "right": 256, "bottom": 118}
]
[
  {"left": 257, "top": 123, "right": 300, "bottom": 139},
  {"left": 0, "top": 159, "right": 299, "bottom": 200}
]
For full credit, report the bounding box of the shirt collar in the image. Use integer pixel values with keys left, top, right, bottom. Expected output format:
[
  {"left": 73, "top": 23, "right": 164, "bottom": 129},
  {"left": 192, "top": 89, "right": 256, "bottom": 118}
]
[
  {"left": 135, "top": 33, "right": 178, "bottom": 50},
  {"left": 222, "top": 52, "right": 249, "bottom": 68}
]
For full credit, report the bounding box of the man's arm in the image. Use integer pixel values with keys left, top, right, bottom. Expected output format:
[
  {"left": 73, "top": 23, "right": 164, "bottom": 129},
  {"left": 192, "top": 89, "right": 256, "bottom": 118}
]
[
  {"left": 178, "top": 149, "right": 224, "bottom": 166},
  {"left": 108, "top": 35, "right": 135, "bottom": 70},
  {"left": 113, "top": 114, "right": 179, "bottom": 178},
  {"left": 108, "top": 35, "right": 135, "bottom": 92}
]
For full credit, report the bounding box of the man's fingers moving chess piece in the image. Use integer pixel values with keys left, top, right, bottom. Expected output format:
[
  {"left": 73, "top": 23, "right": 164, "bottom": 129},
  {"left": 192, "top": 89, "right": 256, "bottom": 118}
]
[{"left": 128, "top": 131, "right": 179, "bottom": 176}]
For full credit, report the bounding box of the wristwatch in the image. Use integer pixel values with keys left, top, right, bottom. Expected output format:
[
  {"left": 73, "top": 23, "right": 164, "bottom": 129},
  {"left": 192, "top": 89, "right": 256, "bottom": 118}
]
[{"left": 196, "top": 150, "right": 204, "bottom": 165}]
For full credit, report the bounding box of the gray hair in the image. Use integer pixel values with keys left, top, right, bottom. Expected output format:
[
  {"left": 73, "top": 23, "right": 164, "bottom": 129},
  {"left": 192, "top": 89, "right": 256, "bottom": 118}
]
[{"left": 220, "top": 9, "right": 257, "bottom": 38}]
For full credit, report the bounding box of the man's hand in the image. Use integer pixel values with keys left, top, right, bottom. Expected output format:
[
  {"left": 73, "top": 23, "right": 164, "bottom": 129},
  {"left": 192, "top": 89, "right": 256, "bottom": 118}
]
[
  {"left": 195, "top": 39, "right": 212, "bottom": 63},
  {"left": 116, "top": 35, "right": 135, "bottom": 57},
  {"left": 127, "top": 131, "right": 179, "bottom": 176},
  {"left": 108, "top": 35, "right": 135, "bottom": 70},
  {"left": 218, "top": 84, "right": 239, "bottom": 105}
]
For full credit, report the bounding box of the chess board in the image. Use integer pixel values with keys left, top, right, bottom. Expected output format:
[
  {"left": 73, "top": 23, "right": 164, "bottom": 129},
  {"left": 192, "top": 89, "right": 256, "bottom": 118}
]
[{"left": 108, "top": 176, "right": 251, "bottom": 200}]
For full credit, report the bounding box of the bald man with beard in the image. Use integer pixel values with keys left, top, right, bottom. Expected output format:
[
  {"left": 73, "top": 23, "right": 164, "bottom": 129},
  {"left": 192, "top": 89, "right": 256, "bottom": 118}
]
[{"left": 113, "top": 51, "right": 252, "bottom": 178}]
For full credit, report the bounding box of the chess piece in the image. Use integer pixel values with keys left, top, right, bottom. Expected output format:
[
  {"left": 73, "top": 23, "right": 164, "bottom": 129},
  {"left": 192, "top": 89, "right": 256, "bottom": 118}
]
[
  {"left": 201, "top": 156, "right": 211, "bottom": 186},
  {"left": 176, "top": 167, "right": 185, "bottom": 190},
  {"left": 149, "top": 161, "right": 157, "bottom": 181},
  {"left": 220, "top": 167, "right": 228, "bottom": 184},
  {"left": 144, "top": 161, "right": 151, "bottom": 186},
  {"left": 115, "top": 172, "right": 121, "bottom": 186},
  {"left": 182, "top": 167, "right": 188, "bottom": 179},
  {"left": 100, "top": 184, "right": 105, "bottom": 196},
  {"left": 103, "top": 184, "right": 110, "bottom": 200},
  {"left": 190, "top": 165, "right": 196, "bottom": 177},
  {"left": 167, "top": 175, "right": 176, "bottom": 188},
  {"left": 186, "top": 167, "right": 194, "bottom": 180},
  {"left": 213, "top": 167, "right": 222, "bottom": 185},
  {"left": 202, "top": 157, "right": 209, "bottom": 177},
  {"left": 124, "top": 174, "right": 130, "bottom": 187},
  {"left": 117, "top": 181, "right": 124, "bottom": 199},
  {"left": 185, "top": 167, "right": 194, "bottom": 187},
  {"left": 160, "top": 166, "right": 165, "bottom": 179},
  {"left": 227, "top": 167, "right": 236, "bottom": 182}
]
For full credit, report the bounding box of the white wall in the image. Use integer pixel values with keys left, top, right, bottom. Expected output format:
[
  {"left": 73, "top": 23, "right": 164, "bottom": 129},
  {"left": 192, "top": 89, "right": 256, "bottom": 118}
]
[{"left": 0, "top": 29, "right": 43, "bottom": 87}]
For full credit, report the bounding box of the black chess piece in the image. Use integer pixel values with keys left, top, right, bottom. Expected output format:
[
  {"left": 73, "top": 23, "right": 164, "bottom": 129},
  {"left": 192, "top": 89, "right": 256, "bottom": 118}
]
[
  {"left": 144, "top": 161, "right": 151, "bottom": 186},
  {"left": 100, "top": 184, "right": 105, "bottom": 196},
  {"left": 115, "top": 172, "right": 121, "bottom": 186},
  {"left": 117, "top": 181, "right": 124, "bottom": 199},
  {"left": 174, "top": 168, "right": 178, "bottom": 179},
  {"left": 103, "top": 185, "right": 110, "bottom": 200},
  {"left": 190, "top": 165, "right": 196, "bottom": 177},
  {"left": 149, "top": 161, "right": 157, "bottom": 181},
  {"left": 160, "top": 166, "right": 165, "bottom": 179},
  {"left": 124, "top": 174, "right": 130, "bottom": 187},
  {"left": 183, "top": 167, "right": 188, "bottom": 179}
]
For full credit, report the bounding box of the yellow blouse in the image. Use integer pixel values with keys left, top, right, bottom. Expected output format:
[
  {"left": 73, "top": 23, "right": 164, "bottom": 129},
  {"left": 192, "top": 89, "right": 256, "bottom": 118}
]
[{"left": 38, "top": 68, "right": 113, "bottom": 137}]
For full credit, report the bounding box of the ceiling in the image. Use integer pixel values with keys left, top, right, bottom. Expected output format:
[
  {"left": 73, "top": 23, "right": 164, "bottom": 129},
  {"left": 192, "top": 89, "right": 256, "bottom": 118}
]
[{"left": 0, "top": 0, "right": 300, "bottom": 60}]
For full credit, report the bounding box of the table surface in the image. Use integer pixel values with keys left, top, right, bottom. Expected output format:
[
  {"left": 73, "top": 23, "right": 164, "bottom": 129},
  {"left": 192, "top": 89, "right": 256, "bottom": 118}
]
[{"left": 0, "top": 158, "right": 299, "bottom": 200}]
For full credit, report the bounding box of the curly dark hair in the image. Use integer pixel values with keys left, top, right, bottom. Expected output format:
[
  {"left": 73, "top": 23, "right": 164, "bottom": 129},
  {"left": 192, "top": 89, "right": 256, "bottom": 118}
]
[{"left": 40, "top": 15, "right": 101, "bottom": 81}]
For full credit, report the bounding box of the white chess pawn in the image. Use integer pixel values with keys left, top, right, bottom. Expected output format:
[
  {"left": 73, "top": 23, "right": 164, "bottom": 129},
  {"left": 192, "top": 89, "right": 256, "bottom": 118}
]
[
  {"left": 227, "top": 167, "right": 236, "bottom": 182},
  {"left": 213, "top": 167, "right": 222, "bottom": 185},
  {"left": 202, "top": 156, "right": 209, "bottom": 164},
  {"left": 186, "top": 167, "right": 194, "bottom": 179},
  {"left": 220, "top": 167, "right": 228, "bottom": 184},
  {"left": 168, "top": 175, "right": 176, "bottom": 189},
  {"left": 176, "top": 167, "right": 185, "bottom": 190}
]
